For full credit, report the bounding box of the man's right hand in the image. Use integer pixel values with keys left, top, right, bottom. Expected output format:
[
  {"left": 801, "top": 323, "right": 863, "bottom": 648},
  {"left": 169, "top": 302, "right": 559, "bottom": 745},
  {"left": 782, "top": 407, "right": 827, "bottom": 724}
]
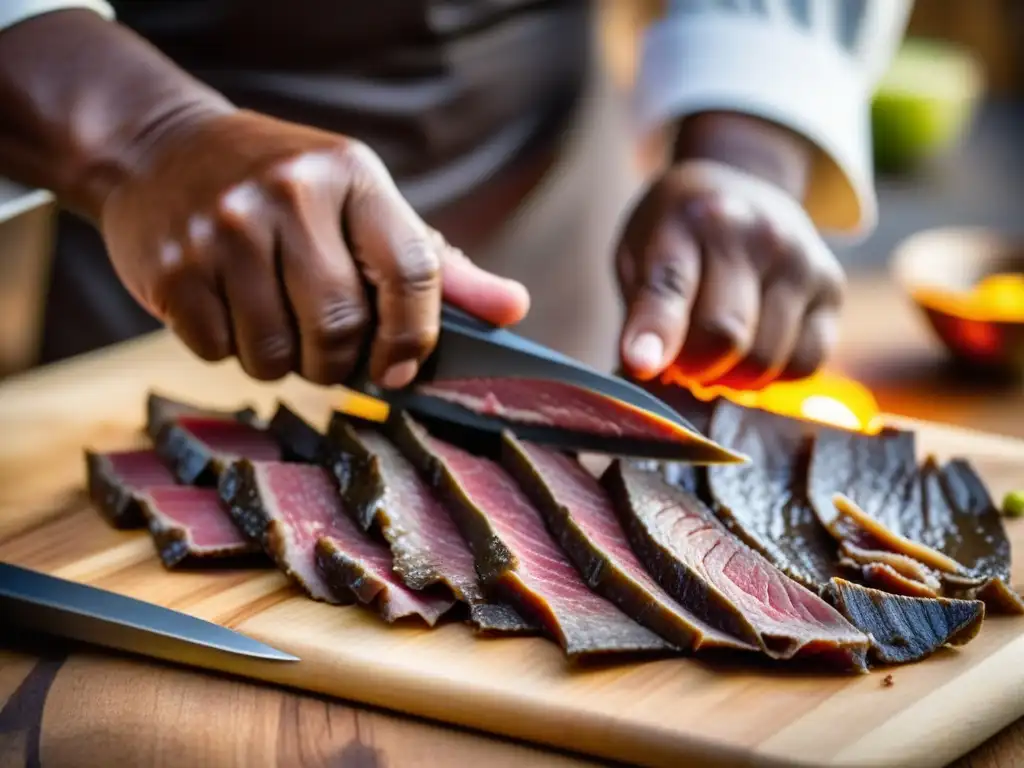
[{"left": 101, "top": 110, "right": 530, "bottom": 388}]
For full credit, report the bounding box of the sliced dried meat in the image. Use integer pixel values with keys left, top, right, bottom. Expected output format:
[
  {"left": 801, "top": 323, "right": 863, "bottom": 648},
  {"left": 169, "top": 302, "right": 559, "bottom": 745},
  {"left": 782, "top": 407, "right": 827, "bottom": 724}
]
[
  {"left": 840, "top": 561, "right": 939, "bottom": 599},
  {"left": 934, "top": 460, "right": 1024, "bottom": 613},
  {"left": 267, "top": 402, "right": 325, "bottom": 464},
  {"left": 415, "top": 377, "right": 738, "bottom": 462},
  {"left": 823, "top": 578, "right": 985, "bottom": 664},
  {"left": 322, "top": 413, "right": 534, "bottom": 634},
  {"left": 389, "top": 413, "right": 673, "bottom": 660},
  {"left": 85, "top": 448, "right": 178, "bottom": 528},
  {"left": 138, "top": 486, "right": 261, "bottom": 568},
  {"left": 500, "top": 434, "right": 755, "bottom": 653},
  {"left": 146, "top": 391, "right": 258, "bottom": 441},
  {"left": 808, "top": 430, "right": 966, "bottom": 574},
  {"left": 707, "top": 401, "right": 841, "bottom": 590},
  {"left": 219, "top": 460, "right": 454, "bottom": 624},
  {"left": 158, "top": 415, "right": 281, "bottom": 485},
  {"left": 839, "top": 542, "right": 942, "bottom": 596},
  {"left": 601, "top": 460, "right": 870, "bottom": 670}
]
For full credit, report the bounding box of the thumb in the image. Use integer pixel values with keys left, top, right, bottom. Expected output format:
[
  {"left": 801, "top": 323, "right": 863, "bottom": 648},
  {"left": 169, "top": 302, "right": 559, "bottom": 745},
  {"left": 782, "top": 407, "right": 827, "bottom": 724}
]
[
  {"left": 619, "top": 220, "right": 702, "bottom": 380},
  {"left": 438, "top": 238, "right": 530, "bottom": 327}
]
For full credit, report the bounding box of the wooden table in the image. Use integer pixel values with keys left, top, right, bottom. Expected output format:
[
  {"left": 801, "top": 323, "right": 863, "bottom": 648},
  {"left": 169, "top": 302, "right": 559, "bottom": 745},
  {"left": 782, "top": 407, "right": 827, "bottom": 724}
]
[{"left": 1, "top": 272, "right": 1023, "bottom": 768}]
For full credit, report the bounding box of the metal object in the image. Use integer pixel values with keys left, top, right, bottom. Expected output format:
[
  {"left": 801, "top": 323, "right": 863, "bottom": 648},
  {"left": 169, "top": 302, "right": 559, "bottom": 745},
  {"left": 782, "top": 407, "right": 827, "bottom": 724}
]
[
  {"left": 348, "top": 303, "right": 743, "bottom": 463},
  {"left": 0, "top": 562, "right": 298, "bottom": 669}
]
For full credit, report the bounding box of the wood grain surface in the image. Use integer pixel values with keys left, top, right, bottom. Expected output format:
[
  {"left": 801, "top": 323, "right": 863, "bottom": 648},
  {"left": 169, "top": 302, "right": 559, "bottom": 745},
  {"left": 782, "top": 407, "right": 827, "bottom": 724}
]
[{"left": 1, "top": 286, "right": 1024, "bottom": 767}]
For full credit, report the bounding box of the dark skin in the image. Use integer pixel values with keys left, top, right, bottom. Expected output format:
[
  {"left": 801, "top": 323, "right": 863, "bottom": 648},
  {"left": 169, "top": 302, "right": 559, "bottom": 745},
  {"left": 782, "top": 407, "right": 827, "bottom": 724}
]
[{"left": 0, "top": 10, "right": 844, "bottom": 390}]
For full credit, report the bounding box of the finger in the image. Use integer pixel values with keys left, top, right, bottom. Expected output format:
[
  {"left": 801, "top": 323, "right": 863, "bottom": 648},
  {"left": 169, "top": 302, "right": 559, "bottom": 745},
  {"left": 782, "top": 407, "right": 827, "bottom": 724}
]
[
  {"left": 436, "top": 231, "right": 530, "bottom": 327},
  {"left": 618, "top": 220, "right": 701, "bottom": 380},
  {"left": 219, "top": 216, "right": 297, "bottom": 381},
  {"left": 778, "top": 305, "right": 841, "bottom": 381},
  {"left": 160, "top": 271, "right": 234, "bottom": 363},
  {"left": 343, "top": 182, "right": 443, "bottom": 388},
  {"left": 277, "top": 189, "right": 370, "bottom": 386},
  {"left": 675, "top": 206, "right": 761, "bottom": 384},
  {"left": 711, "top": 278, "right": 808, "bottom": 390}
]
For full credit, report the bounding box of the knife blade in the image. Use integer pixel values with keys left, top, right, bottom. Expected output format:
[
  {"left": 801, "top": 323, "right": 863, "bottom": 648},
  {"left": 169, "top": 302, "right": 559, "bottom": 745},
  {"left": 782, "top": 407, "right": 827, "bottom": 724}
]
[
  {"left": 0, "top": 562, "right": 298, "bottom": 670},
  {"left": 347, "top": 303, "right": 745, "bottom": 463}
]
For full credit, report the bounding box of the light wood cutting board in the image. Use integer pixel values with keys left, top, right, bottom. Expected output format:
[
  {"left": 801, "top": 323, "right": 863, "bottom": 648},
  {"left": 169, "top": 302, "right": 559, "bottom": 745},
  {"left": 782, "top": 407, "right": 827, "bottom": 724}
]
[{"left": 2, "top": 332, "right": 1024, "bottom": 768}]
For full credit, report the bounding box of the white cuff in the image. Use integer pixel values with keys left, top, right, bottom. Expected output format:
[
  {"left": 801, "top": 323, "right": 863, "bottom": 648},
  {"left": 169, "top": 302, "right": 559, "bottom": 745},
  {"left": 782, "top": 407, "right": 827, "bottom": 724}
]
[
  {"left": 636, "top": 16, "right": 876, "bottom": 237},
  {"left": 0, "top": 0, "right": 114, "bottom": 32}
]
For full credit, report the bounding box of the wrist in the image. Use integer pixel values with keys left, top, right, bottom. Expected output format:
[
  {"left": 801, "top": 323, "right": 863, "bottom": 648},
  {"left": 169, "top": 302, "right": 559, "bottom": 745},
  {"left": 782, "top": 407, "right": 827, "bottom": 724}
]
[
  {"left": 0, "top": 9, "right": 235, "bottom": 221},
  {"left": 671, "top": 112, "right": 812, "bottom": 202}
]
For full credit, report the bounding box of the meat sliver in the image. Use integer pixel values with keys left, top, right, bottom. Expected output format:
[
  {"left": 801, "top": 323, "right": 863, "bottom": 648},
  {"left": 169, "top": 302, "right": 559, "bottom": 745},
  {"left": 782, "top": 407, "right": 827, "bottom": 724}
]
[
  {"left": 501, "top": 434, "right": 755, "bottom": 653},
  {"left": 415, "top": 377, "right": 730, "bottom": 459},
  {"left": 139, "top": 486, "right": 261, "bottom": 568},
  {"left": 388, "top": 413, "right": 672, "bottom": 659},
  {"left": 219, "top": 460, "right": 453, "bottom": 624},
  {"left": 323, "top": 415, "right": 533, "bottom": 634},
  {"left": 86, "top": 448, "right": 179, "bottom": 528},
  {"left": 158, "top": 415, "right": 281, "bottom": 486},
  {"left": 601, "top": 460, "right": 869, "bottom": 670}
]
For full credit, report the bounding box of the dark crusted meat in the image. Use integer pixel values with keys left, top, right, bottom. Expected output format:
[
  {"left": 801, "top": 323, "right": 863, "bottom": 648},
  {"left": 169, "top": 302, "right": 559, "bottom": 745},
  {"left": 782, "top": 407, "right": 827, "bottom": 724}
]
[
  {"left": 85, "top": 448, "right": 178, "bottom": 528},
  {"left": 322, "top": 412, "right": 534, "bottom": 634},
  {"left": 601, "top": 460, "right": 870, "bottom": 670},
  {"left": 389, "top": 413, "right": 673, "bottom": 660}
]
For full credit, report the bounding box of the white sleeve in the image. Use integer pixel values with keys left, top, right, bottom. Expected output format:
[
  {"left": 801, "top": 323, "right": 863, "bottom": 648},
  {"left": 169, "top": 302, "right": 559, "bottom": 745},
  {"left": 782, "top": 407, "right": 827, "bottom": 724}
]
[
  {"left": 0, "top": 0, "right": 114, "bottom": 31},
  {"left": 635, "top": 0, "right": 914, "bottom": 236}
]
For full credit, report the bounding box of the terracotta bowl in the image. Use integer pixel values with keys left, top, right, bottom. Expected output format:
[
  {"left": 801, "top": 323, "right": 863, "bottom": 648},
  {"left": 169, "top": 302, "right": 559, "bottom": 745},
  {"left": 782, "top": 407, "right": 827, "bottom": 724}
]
[{"left": 891, "top": 227, "right": 1024, "bottom": 372}]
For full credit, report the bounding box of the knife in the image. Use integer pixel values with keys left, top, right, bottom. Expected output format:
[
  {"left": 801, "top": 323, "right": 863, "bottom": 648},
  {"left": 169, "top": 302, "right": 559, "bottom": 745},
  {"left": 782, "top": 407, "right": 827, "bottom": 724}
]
[
  {"left": 0, "top": 562, "right": 299, "bottom": 671},
  {"left": 347, "top": 302, "right": 745, "bottom": 463}
]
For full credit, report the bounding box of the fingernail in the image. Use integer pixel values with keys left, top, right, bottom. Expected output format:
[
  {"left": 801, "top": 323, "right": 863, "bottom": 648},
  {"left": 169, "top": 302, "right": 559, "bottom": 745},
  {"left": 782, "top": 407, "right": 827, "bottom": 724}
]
[
  {"left": 381, "top": 359, "right": 417, "bottom": 389},
  {"left": 629, "top": 332, "right": 664, "bottom": 374}
]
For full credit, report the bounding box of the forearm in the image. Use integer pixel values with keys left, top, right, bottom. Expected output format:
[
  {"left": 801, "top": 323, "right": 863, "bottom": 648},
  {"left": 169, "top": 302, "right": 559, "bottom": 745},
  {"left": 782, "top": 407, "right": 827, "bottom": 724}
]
[
  {"left": 672, "top": 112, "right": 812, "bottom": 202},
  {"left": 0, "top": 9, "right": 234, "bottom": 221},
  {"left": 634, "top": 0, "right": 914, "bottom": 234}
]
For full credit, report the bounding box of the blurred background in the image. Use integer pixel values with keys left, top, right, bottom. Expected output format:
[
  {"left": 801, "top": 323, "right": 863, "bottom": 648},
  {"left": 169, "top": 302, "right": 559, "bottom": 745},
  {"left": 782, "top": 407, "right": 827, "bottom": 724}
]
[{"left": 1, "top": 0, "right": 1022, "bottom": 436}]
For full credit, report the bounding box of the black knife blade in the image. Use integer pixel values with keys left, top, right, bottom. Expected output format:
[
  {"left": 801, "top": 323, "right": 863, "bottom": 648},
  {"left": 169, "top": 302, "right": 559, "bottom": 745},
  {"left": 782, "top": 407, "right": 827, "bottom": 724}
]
[
  {"left": 347, "top": 303, "right": 745, "bottom": 463},
  {"left": 0, "top": 562, "right": 298, "bottom": 669}
]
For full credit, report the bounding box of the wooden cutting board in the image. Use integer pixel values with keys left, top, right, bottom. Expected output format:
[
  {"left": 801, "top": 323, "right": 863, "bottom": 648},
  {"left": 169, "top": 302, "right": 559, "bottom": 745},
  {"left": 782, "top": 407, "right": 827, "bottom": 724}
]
[{"left": 2, "top": 332, "right": 1024, "bottom": 768}]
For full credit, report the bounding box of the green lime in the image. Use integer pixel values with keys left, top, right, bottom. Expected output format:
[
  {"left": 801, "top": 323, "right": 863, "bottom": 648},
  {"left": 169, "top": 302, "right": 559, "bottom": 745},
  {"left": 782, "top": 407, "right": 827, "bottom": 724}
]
[
  {"left": 1003, "top": 491, "right": 1024, "bottom": 519},
  {"left": 871, "top": 39, "right": 983, "bottom": 172}
]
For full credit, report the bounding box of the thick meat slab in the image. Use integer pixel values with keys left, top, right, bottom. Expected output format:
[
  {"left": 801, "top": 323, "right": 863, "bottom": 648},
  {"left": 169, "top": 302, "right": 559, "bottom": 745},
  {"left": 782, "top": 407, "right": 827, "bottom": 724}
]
[
  {"left": 267, "top": 402, "right": 325, "bottom": 464},
  {"left": 501, "top": 434, "right": 755, "bottom": 653},
  {"left": 145, "top": 391, "right": 258, "bottom": 441},
  {"left": 322, "top": 413, "right": 534, "bottom": 634},
  {"left": 219, "top": 460, "right": 454, "bottom": 623},
  {"left": 158, "top": 415, "right": 282, "bottom": 485},
  {"left": 823, "top": 578, "right": 985, "bottom": 664},
  {"left": 415, "top": 377, "right": 738, "bottom": 461},
  {"left": 707, "top": 401, "right": 841, "bottom": 590},
  {"left": 139, "top": 487, "right": 261, "bottom": 568},
  {"left": 390, "top": 413, "right": 673, "bottom": 659},
  {"left": 601, "top": 461, "right": 870, "bottom": 670},
  {"left": 85, "top": 448, "right": 178, "bottom": 528}
]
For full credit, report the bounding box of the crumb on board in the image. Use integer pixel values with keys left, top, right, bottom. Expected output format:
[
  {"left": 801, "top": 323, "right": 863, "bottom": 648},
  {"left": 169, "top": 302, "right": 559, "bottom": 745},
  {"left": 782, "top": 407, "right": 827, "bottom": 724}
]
[{"left": 882, "top": 674, "right": 894, "bottom": 688}]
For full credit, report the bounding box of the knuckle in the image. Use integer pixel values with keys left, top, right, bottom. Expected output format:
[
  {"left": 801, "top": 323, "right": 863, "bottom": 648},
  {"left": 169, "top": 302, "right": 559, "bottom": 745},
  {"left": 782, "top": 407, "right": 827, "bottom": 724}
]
[
  {"left": 644, "top": 259, "right": 692, "bottom": 300},
  {"left": 215, "top": 183, "right": 263, "bottom": 234},
  {"left": 694, "top": 315, "right": 751, "bottom": 356},
  {"left": 394, "top": 238, "right": 441, "bottom": 291},
  {"left": 245, "top": 334, "right": 295, "bottom": 380},
  {"left": 308, "top": 298, "right": 369, "bottom": 350},
  {"left": 381, "top": 325, "right": 439, "bottom": 362}
]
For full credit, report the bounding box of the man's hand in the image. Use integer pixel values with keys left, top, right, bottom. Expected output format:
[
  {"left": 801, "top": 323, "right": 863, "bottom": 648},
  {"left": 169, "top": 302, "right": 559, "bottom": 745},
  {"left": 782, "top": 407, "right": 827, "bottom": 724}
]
[
  {"left": 616, "top": 114, "right": 846, "bottom": 389},
  {"left": 0, "top": 10, "right": 528, "bottom": 389},
  {"left": 101, "top": 110, "right": 529, "bottom": 387}
]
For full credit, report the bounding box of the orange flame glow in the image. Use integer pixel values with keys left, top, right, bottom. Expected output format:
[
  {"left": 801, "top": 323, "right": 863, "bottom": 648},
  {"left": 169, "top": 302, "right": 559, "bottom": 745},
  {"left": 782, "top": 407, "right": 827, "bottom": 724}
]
[
  {"left": 913, "top": 272, "right": 1024, "bottom": 323},
  {"left": 661, "top": 369, "right": 884, "bottom": 435}
]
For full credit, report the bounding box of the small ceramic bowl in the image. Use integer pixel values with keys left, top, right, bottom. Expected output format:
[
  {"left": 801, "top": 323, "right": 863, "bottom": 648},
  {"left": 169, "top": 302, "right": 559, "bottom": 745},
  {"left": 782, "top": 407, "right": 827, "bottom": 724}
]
[{"left": 891, "top": 227, "right": 1024, "bottom": 372}]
